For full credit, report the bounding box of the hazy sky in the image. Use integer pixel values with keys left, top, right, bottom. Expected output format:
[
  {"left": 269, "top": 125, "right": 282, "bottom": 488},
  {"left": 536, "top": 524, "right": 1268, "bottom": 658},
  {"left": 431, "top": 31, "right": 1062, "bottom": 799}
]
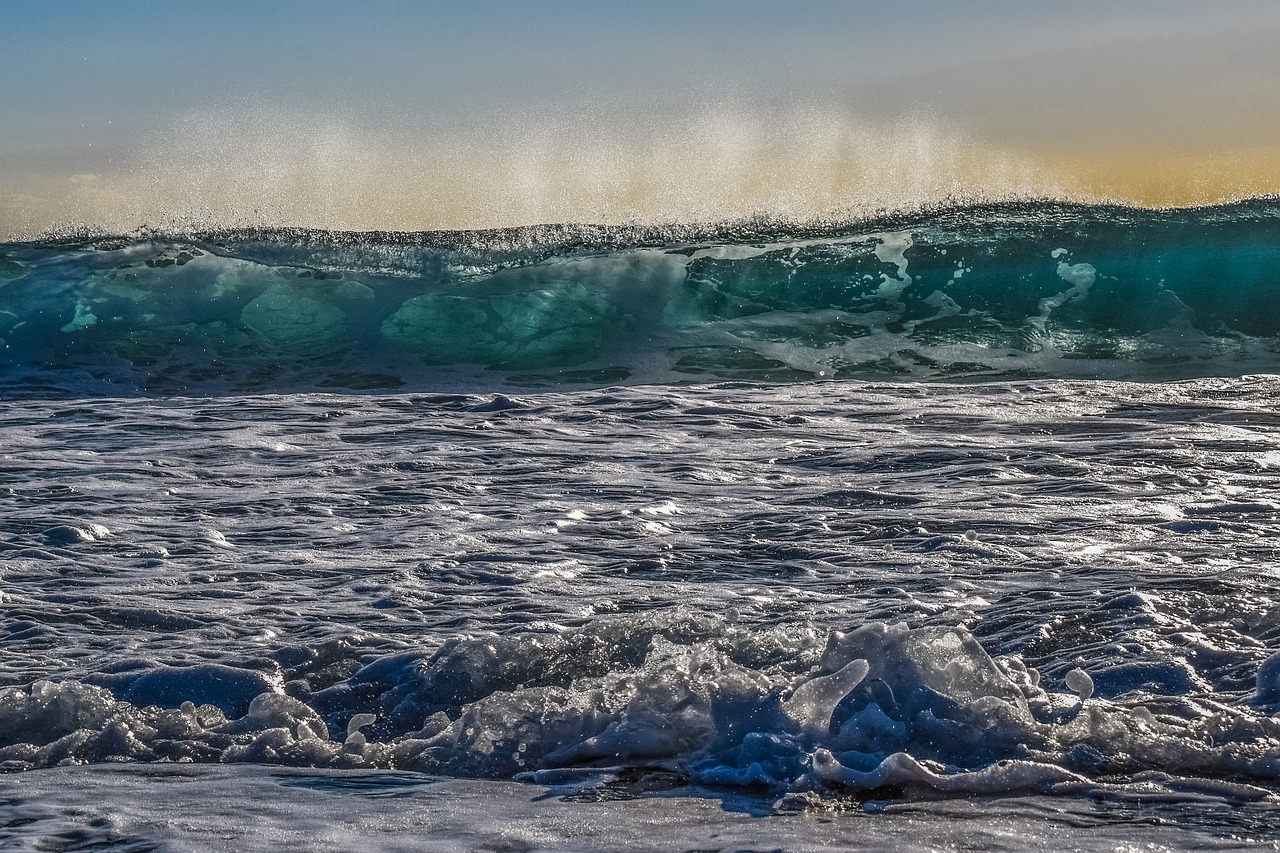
[{"left": 3, "top": 0, "right": 1280, "bottom": 236}]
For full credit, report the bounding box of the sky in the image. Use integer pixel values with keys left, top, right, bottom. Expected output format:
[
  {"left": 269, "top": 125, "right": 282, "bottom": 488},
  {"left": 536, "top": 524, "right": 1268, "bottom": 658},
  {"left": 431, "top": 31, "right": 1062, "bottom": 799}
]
[{"left": 3, "top": 0, "right": 1280, "bottom": 237}]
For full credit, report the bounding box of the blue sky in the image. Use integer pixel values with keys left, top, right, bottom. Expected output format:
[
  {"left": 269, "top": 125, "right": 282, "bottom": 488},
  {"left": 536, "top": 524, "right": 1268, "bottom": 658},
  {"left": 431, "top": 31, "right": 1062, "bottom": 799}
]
[{"left": 5, "top": 0, "right": 1278, "bottom": 151}]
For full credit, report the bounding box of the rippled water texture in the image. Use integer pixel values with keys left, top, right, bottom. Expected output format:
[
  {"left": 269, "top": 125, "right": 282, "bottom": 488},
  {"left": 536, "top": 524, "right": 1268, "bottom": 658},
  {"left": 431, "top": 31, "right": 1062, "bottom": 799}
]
[{"left": 2, "top": 379, "right": 1280, "bottom": 843}]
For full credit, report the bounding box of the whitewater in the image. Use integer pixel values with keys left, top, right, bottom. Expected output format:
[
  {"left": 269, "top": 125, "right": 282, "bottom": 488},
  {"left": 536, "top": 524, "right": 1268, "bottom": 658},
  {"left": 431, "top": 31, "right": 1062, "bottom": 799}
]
[{"left": 4, "top": 201, "right": 1280, "bottom": 850}]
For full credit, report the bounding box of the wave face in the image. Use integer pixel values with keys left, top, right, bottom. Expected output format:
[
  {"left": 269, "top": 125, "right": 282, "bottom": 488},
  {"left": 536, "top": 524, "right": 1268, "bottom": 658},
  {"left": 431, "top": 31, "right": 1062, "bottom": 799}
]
[{"left": 2, "top": 200, "right": 1280, "bottom": 395}]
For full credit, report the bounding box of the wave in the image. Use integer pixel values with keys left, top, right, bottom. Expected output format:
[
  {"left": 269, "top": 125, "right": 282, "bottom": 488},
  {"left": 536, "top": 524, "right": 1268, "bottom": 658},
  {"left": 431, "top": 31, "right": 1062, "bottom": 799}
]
[
  {"left": 2, "top": 199, "right": 1280, "bottom": 396},
  {"left": 4, "top": 614, "right": 1279, "bottom": 805}
]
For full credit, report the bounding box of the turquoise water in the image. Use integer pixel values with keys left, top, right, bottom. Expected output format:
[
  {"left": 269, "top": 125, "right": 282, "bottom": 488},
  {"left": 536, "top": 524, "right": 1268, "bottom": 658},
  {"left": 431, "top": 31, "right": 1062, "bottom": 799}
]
[{"left": 4, "top": 200, "right": 1280, "bottom": 396}]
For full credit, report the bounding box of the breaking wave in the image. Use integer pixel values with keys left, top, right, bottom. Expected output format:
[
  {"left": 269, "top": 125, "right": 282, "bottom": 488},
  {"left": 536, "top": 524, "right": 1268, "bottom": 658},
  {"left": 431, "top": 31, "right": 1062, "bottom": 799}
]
[
  {"left": 2, "top": 198, "right": 1280, "bottom": 396},
  {"left": 5, "top": 614, "right": 1280, "bottom": 806}
]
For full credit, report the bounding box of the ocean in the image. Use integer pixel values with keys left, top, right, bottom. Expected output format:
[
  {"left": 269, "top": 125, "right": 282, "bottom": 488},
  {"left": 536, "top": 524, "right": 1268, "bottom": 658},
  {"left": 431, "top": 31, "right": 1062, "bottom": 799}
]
[{"left": 3, "top": 200, "right": 1280, "bottom": 850}]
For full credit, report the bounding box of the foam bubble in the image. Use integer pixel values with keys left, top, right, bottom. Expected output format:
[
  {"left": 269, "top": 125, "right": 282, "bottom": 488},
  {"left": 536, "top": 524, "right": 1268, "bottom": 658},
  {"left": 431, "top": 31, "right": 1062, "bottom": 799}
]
[{"left": 6, "top": 619, "right": 1280, "bottom": 805}]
